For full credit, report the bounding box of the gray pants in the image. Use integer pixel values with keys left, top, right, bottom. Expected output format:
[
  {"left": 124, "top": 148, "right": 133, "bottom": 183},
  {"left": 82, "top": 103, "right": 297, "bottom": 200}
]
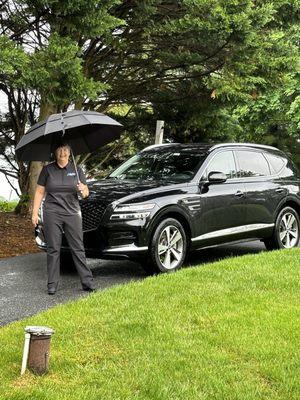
[{"left": 43, "top": 211, "right": 94, "bottom": 290}]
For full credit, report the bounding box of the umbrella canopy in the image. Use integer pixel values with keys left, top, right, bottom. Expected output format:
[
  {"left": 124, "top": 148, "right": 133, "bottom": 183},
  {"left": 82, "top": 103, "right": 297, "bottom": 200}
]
[{"left": 15, "top": 110, "right": 123, "bottom": 161}]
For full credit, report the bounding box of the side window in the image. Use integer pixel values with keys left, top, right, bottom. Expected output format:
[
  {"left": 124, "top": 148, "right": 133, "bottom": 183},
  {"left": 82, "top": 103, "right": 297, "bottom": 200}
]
[
  {"left": 236, "top": 151, "right": 270, "bottom": 177},
  {"left": 204, "top": 151, "right": 237, "bottom": 180},
  {"left": 264, "top": 153, "right": 286, "bottom": 174},
  {"left": 279, "top": 159, "right": 298, "bottom": 179}
]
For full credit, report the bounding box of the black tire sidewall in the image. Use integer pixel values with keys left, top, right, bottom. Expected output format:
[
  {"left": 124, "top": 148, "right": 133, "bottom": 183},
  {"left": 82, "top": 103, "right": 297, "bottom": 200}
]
[
  {"left": 274, "top": 207, "right": 300, "bottom": 249},
  {"left": 149, "top": 218, "right": 187, "bottom": 273}
]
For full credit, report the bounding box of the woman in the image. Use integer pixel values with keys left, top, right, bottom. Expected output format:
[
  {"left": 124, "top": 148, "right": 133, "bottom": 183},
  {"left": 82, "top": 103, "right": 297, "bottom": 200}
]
[{"left": 31, "top": 141, "right": 95, "bottom": 294}]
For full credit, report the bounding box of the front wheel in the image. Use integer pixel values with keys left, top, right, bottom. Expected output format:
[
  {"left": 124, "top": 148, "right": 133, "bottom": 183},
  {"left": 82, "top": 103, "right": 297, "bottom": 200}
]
[
  {"left": 143, "top": 218, "right": 188, "bottom": 274},
  {"left": 264, "top": 207, "right": 300, "bottom": 250}
]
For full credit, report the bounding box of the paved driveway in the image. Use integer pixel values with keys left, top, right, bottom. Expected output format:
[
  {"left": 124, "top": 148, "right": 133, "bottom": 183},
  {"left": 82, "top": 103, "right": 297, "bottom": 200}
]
[{"left": 0, "top": 240, "right": 265, "bottom": 326}]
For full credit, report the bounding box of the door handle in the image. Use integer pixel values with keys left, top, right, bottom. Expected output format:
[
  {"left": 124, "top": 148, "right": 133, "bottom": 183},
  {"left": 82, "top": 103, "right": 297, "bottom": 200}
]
[
  {"left": 275, "top": 187, "right": 284, "bottom": 193},
  {"left": 235, "top": 190, "right": 245, "bottom": 198}
]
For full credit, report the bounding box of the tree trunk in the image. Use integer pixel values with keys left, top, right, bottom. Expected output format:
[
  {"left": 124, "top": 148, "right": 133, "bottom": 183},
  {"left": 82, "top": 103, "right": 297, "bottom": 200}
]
[
  {"left": 18, "top": 100, "right": 57, "bottom": 215},
  {"left": 14, "top": 161, "right": 30, "bottom": 215}
]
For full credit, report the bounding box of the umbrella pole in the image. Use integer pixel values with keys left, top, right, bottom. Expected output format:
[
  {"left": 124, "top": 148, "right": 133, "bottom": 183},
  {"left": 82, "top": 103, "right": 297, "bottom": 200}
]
[
  {"left": 70, "top": 148, "right": 80, "bottom": 183},
  {"left": 61, "top": 114, "right": 80, "bottom": 182},
  {"left": 61, "top": 114, "right": 81, "bottom": 192}
]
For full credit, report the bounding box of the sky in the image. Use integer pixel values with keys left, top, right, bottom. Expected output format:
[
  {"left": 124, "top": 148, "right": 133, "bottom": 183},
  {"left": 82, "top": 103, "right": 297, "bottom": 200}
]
[{"left": 0, "top": 91, "right": 20, "bottom": 200}]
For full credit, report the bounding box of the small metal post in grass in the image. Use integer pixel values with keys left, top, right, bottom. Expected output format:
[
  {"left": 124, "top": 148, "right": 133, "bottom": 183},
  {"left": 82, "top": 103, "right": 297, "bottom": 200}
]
[{"left": 21, "top": 326, "right": 55, "bottom": 375}]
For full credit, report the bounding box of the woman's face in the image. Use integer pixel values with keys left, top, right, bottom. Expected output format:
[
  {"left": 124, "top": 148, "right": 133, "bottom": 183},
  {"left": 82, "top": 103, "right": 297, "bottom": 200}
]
[{"left": 55, "top": 146, "right": 70, "bottom": 163}]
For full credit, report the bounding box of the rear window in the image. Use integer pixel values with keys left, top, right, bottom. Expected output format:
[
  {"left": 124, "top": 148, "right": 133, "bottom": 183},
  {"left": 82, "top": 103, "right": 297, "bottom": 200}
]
[
  {"left": 235, "top": 150, "right": 270, "bottom": 177},
  {"left": 264, "top": 153, "right": 286, "bottom": 174}
]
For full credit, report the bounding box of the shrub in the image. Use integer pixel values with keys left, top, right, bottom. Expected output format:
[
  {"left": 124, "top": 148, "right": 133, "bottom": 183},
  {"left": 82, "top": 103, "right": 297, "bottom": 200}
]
[{"left": 0, "top": 200, "right": 18, "bottom": 212}]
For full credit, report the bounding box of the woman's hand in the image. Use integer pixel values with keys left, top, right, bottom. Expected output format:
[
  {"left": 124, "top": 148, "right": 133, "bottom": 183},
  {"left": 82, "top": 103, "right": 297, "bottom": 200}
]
[
  {"left": 32, "top": 185, "right": 45, "bottom": 226},
  {"left": 77, "top": 181, "right": 89, "bottom": 198},
  {"left": 32, "top": 213, "right": 39, "bottom": 227},
  {"left": 77, "top": 181, "right": 85, "bottom": 193}
]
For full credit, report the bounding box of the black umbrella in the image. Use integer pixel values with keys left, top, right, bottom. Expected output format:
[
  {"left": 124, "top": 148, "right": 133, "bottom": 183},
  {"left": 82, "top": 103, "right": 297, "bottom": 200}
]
[
  {"left": 15, "top": 109, "right": 123, "bottom": 182},
  {"left": 16, "top": 110, "right": 123, "bottom": 161}
]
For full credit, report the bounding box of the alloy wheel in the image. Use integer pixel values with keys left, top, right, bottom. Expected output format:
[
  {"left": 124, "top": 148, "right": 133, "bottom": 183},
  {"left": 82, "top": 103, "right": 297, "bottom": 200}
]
[
  {"left": 157, "top": 225, "right": 184, "bottom": 270},
  {"left": 279, "top": 212, "right": 299, "bottom": 248}
]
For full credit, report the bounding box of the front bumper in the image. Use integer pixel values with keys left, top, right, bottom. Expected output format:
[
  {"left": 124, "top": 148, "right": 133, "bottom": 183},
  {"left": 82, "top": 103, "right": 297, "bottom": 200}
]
[
  {"left": 36, "top": 235, "right": 148, "bottom": 259},
  {"left": 35, "top": 220, "right": 149, "bottom": 260},
  {"left": 35, "top": 199, "right": 158, "bottom": 260}
]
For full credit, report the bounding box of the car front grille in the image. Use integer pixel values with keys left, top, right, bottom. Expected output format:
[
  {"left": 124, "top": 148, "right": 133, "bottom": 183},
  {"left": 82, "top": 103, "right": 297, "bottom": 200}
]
[{"left": 80, "top": 200, "right": 107, "bottom": 231}]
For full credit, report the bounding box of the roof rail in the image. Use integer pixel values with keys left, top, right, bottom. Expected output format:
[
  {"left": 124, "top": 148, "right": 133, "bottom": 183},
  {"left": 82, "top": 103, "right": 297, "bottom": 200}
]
[
  {"left": 210, "top": 143, "right": 278, "bottom": 151},
  {"left": 141, "top": 143, "right": 180, "bottom": 152}
]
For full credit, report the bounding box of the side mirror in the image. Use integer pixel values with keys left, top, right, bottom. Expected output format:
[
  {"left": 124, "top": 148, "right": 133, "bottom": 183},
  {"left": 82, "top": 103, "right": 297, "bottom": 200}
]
[{"left": 207, "top": 171, "right": 227, "bottom": 184}]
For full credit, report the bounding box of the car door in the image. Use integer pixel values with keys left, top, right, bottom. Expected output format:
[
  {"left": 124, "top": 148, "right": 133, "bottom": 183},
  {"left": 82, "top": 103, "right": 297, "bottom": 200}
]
[
  {"left": 234, "top": 149, "right": 288, "bottom": 237},
  {"left": 191, "top": 150, "right": 247, "bottom": 247}
]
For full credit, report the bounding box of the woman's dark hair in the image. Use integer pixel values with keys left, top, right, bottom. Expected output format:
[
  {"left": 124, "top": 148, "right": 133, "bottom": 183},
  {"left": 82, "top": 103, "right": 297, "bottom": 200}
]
[
  {"left": 51, "top": 141, "right": 72, "bottom": 161},
  {"left": 52, "top": 141, "right": 71, "bottom": 153}
]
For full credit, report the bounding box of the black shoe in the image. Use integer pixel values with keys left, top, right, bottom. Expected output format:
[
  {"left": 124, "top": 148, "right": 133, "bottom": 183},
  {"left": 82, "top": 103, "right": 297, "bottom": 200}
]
[
  {"left": 82, "top": 286, "right": 96, "bottom": 292},
  {"left": 48, "top": 283, "right": 58, "bottom": 295}
]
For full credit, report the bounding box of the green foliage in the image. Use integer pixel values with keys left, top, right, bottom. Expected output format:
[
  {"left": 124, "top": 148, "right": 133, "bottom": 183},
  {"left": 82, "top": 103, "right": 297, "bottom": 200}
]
[
  {"left": 25, "top": 0, "right": 124, "bottom": 37},
  {"left": 0, "top": 0, "right": 299, "bottom": 180},
  {"left": 0, "top": 36, "right": 29, "bottom": 87},
  {"left": 16, "top": 193, "right": 30, "bottom": 208},
  {"left": 26, "top": 33, "right": 106, "bottom": 109},
  {"left": 1, "top": 249, "right": 300, "bottom": 399},
  {"left": 0, "top": 200, "right": 18, "bottom": 212},
  {"left": 102, "top": 0, "right": 299, "bottom": 152},
  {"left": 84, "top": 106, "right": 154, "bottom": 177}
]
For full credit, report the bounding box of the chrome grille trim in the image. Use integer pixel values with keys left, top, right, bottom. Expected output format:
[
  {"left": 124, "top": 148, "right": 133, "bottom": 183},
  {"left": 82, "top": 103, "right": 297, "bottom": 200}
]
[{"left": 80, "top": 200, "right": 107, "bottom": 231}]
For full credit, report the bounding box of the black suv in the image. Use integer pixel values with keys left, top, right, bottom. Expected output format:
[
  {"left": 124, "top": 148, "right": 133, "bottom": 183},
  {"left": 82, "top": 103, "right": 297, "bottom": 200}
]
[{"left": 35, "top": 143, "right": 300, "bottom": 273}]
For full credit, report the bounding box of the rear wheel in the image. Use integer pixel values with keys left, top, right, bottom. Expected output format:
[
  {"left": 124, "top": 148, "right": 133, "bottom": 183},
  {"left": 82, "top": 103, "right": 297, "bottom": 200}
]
[
  {"left": 142, "top": 218, "right": 188, "bottom": 274},
  {"left": 264, "top": 206, "right": 300, "bottom": 250}
]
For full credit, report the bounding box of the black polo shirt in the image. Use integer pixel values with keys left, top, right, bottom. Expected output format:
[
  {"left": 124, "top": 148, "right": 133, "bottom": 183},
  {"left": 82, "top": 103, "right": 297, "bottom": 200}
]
[{"left": 37, "top": 162, "right": 87, "bottom": 215}]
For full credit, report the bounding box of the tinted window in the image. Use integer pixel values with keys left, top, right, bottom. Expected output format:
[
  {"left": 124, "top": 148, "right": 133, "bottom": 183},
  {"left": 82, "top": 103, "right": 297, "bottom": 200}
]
[
  {"left": 236, "top": 151, "right": 270, "bottom": 177},
  {"left": 108, "top": 149, "right": 207, "bottom": 182},
  {"left": 280, "top": 160, "right": 298, "bottom": 179},
  {"left": 204, "top": 151, "right": 237, "bottom": 179},
  {"left": 264, "top": 153, "right": 286, "bottom": 174}
]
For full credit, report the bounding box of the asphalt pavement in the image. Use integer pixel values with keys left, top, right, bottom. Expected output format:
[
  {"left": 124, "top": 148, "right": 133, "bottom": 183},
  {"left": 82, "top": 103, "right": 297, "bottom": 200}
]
[{"left": 0, "top": 240, "right": 266, "bottom": 327}]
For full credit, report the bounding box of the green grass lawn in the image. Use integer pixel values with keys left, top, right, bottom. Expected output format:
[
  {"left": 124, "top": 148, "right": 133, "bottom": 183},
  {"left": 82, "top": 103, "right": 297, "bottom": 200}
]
[{"left": 1, "top": 248, "right": 300, "bottom": 400}]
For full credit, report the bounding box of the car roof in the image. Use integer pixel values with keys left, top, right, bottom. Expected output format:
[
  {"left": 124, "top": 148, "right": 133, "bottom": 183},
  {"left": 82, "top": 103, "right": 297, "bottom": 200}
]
[
  {"left": 142, "top": 142, "right": 279, "bottom": 153},
  {"left": 141, "top": 143, "right": 211, "bottom": 153}
]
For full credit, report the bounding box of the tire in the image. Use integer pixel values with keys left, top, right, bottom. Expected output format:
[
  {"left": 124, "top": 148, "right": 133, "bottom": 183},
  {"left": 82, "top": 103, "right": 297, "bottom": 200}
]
[
  {"left": 60, "top": 252, "right": 76, "bottom": 272},
  {"left": 264, "top": 206, "right": 300, "bottom": 250},
  {"left": 143, "top": 218, "right": 188, "bottom": 274}
]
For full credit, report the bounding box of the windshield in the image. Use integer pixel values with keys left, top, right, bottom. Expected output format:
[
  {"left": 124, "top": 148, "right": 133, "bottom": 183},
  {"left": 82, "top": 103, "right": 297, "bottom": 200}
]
[{"left": 108, "top": 149, "right": 207, "bottom": 182}]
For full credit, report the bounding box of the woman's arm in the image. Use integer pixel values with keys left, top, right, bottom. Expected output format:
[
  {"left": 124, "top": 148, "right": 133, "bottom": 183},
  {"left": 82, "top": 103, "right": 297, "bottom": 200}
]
[{"left": 32, "top": 185, "right": 46, "bottom": 226}]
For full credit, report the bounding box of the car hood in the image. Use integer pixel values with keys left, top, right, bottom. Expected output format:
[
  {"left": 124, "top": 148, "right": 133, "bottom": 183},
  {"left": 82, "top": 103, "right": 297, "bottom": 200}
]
[{"left": 85, "top": 178, "right": 186, "bottom": 206}]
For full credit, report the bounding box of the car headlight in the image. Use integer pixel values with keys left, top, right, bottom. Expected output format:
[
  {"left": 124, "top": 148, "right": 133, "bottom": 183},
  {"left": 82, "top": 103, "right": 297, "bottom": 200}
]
[{"left": 110, "top": 203, "right": 155, "bottom": 220}]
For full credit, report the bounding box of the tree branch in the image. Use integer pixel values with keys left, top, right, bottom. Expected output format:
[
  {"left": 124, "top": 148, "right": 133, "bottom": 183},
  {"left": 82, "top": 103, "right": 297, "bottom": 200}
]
[
  {"left": 0, "top": 152, "right": 19, "bottom": 172},
  {"left": 0, "top": 167, "right": 18, "bottom": 179},
  {"left": 3, "top": 172, "right": 20, "bottom": 197},
  {"left": 85, "top": 142, "right": 120, "bottom": 176}
]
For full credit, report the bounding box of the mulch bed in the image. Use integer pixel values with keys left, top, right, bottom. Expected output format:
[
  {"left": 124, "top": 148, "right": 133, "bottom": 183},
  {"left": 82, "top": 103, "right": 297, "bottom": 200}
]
[{"left": 0, "top": 212, "right": 41, "bottom": 258}]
